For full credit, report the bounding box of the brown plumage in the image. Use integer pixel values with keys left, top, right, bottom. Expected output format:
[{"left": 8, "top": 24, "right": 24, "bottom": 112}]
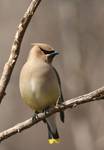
[{"left": 19, "top": 43, "right": 64, "bottom": 144}]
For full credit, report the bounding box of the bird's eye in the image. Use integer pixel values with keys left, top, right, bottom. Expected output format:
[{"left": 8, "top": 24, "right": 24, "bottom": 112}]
[{"left": 40, "top": 48, "right": 54, "bottom": 54}]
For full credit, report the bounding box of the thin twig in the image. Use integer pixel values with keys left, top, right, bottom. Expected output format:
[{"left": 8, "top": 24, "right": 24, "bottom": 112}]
[
  {"left": 0, "top": 86, "right": 104, "bottom": 142},
  {"left": 0, "top": 0, "right": 42, "bottom": 103}
]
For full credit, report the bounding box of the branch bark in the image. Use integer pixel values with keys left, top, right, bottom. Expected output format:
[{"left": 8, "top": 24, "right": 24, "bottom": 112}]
[
  {"left": 0, "top": 86, "right": 104, "bottom": 142},
  {"left": 0, "top": 0, "right": 42, "bottom": 103}
]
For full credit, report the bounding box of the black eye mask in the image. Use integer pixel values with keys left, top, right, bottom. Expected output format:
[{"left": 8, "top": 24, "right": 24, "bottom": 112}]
[{"left": 40, "top": 48, "right": 54, "bottom": 54}]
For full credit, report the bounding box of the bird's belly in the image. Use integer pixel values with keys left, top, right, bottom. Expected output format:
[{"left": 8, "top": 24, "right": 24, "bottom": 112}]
[{"left": 21, "top": 79, "right": 59, "bottom": 111}]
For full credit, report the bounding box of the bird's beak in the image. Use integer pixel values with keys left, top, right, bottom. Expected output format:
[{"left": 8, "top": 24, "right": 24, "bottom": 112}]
[
  {"left": 53, "top": 50, "right": 59, "bottom": 56},
  {"left": 49, "top": 50, "right": 59, "bottom": 57},
  {"left": 47, "top": 50, "right": 59, "bottom": 63}
]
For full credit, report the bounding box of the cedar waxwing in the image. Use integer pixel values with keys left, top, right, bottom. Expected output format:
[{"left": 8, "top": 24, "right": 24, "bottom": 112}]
[{"left": 19, "top": 43, "right": 64, "bottom": 144}]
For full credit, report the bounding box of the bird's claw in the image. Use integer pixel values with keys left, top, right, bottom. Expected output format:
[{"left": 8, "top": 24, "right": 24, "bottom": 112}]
[
  {"left": 56, "top": 103, "right": 65, "bottom": 110},
  {"left": 32, "top": 112, "right": 39, "bottom": 121}
]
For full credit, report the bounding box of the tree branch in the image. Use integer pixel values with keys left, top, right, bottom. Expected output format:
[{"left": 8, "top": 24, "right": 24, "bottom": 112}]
[
  {"left": 0, "top": 86, "right": 104, "bottom": 142},
  {"left": 0, "top": 0, "right": 42, "bottom": 103}
]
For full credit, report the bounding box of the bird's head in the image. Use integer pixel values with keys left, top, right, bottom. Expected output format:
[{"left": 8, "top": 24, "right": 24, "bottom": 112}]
[{"left": 28, "top": 43, "right": 59, "bottom": 64}]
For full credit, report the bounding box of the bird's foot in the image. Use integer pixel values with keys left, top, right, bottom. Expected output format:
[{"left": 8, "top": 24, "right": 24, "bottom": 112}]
[
  {"left": 56, "top": 102, "right": 65, "bottom": 109},
  {"left": 42, "top": 107, "right": 50, "bottom": 123},
  {"left": 43, "top": 106, "right": 50, "bottom": 115},
  {"left": 32, "top": 111, "right": 39, "bottom": 122},
  {"left": 56, "top": 96, "right": 65, "bottom": 108}
]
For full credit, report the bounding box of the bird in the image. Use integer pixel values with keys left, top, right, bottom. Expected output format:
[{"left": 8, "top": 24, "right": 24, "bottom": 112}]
[{"left": 19, "top": 43, "right": 64, "bottom": 144}]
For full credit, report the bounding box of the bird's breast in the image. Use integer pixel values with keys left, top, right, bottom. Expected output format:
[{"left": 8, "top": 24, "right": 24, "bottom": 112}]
[{"left": 20, "top": 63, "right": 59, "bottom": 111}]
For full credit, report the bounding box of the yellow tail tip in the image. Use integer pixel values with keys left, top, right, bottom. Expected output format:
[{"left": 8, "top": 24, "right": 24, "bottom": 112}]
[{"left": 48, "top": 139, "right": 61, "bottom": 144}]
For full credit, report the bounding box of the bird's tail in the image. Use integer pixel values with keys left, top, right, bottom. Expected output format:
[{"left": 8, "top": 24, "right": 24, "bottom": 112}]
[{"left": 45, "top": 115, "right": 60, "bottom": 144}]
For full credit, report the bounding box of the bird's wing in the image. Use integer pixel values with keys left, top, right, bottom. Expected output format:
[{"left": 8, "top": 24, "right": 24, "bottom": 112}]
[{"left": 52, "top": 67, "right": 65, "bottom": 123}]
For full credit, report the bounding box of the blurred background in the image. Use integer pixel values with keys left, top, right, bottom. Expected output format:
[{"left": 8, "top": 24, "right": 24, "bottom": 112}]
[{"left": 0, "top": 0, "right": 104, "bottom": 149}]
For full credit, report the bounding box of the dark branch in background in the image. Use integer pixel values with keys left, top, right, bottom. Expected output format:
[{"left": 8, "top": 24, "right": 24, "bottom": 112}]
[
  {"left": 0, "top": 0, "right": 42, "bottom": 103},
  {"left": 0, "top": 86, "right": 104, "bottom": 142}
]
